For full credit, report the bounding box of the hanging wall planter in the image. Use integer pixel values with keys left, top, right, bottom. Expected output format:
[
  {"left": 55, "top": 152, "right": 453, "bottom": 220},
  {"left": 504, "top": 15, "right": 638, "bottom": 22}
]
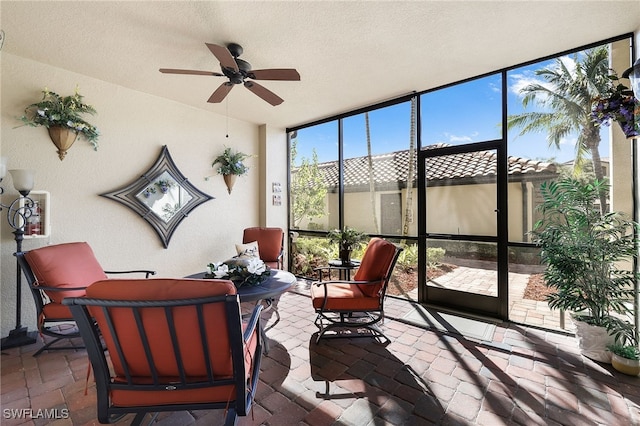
[
  {"left": 590, "top": 73, "right": 640, "bottom": 139},
  {"left": 208, "top": 147, "right": 251, "bottom": 194},
  {"left": 17, "top": 87, "right": 100, "bottom": 160},
  {"left": 223, "top": 174, "right": 238, "bottom": 194},
  {"left": 47, "top": 126, "right": 78, "bottom": 160}
]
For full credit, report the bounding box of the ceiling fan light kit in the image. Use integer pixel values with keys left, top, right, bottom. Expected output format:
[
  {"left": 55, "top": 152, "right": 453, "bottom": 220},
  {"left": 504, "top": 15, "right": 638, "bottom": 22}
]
[{"left": 160, "top": 42, "right": 300, "bottom": 106}]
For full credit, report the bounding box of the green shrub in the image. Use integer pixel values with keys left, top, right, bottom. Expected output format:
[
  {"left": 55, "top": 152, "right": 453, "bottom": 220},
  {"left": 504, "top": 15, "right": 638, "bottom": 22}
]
[
  {"left": 427, "top": 247, "right": 445, "bottom": 269},
  {"left": 290, "top": 236, "right": 333, "bottom": 276},
  {"left": 607, "top": 343, "right": 640, "bottom": 360},
  {"left": 397, "top": 244, "right": 418, "bottom": 272}
]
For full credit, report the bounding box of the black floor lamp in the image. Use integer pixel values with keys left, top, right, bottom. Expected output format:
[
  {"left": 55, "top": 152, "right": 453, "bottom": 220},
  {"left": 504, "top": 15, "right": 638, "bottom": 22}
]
[{"left": 0, "top": 160, "right": 38, "bottom": 350}]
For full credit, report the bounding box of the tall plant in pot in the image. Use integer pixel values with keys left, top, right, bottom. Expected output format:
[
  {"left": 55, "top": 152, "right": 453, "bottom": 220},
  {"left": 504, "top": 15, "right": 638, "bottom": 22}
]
[
  {"left": 328, "top": 226, "right": 368, "bottom": 265},
  {"left": 532, "top": 178, "right": 638, "bottom": 363}
]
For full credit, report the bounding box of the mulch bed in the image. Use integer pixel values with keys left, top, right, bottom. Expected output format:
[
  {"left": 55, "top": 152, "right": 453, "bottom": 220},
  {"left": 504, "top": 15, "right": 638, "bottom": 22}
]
[
  {"left": 523, "top": 273, "right": 555, "bottom": 302},
  {"left": 387, "top": 264, "right": 456, "bottom": 296},
  {"left": 387, "top": 267, "right": 554, "bottom": 302}
]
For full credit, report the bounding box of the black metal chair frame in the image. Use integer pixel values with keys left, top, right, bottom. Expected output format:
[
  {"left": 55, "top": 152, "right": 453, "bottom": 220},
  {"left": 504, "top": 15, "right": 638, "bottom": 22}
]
[
  {"left": 312, "top": 244, "right": 403, "bottom": 343},
  {"left": 63, "top": 293, "right": 263, "bottom": 426},
  {"left": 16, "top": 252, "right": 155, "bottom": 356}
]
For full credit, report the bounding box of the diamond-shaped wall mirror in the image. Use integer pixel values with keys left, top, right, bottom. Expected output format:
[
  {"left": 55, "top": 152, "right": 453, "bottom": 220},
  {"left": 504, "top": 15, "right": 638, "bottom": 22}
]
[{"left": 100, "top": 146, "right": 213, "bottom": 248}]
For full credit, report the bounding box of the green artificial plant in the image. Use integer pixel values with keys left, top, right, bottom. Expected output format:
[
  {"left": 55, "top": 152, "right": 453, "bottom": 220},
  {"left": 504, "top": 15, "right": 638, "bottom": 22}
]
[
  {"left": 531, "top": 177, "right": 638, "bottom": 342},
  {"left": 17, "top": 87, "right": 100, "bottom": 149},
  {"left": 211, "top": 147, "right": 250, "bottom": 176},
  {"left": 328, "top": 227, "right": 368, "bottom": 251}
]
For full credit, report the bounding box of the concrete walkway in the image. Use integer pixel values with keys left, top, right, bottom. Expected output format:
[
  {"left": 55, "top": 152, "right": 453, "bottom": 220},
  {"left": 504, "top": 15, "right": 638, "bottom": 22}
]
[{"left": 395, "top": 258, "right": 572, "bottom": 333}]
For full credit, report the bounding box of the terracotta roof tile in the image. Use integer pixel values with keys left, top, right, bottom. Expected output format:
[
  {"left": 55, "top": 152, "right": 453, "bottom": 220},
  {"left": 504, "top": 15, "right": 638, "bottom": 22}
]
[{"left": 299, "top": 144, "right": 557, "bottom": 188}]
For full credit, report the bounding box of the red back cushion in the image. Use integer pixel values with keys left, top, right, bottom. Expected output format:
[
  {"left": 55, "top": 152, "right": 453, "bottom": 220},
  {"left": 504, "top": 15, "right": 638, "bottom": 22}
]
[
  {"left": 86, "top": 278, "right": 238, "bottom": 379},
  {"left": 25, "top": 242, "right": 107, "bottom": 303},
  {"left": 242, "top": 227, "right": 283, "bottom": 263},
  {"left": 353, "top": 238, "right": 398, "bottom": 297}
]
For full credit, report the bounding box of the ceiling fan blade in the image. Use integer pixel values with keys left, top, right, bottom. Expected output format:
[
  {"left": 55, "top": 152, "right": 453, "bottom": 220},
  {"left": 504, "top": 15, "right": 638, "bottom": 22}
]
[
  {"left": 208, "top": 82, "right": 234, "bottom": 103},
  {"left": 159, "top": 68, "right": 224, "bottom": 76},
  {"left": 205, "top": 43, "right": 238, "bottom": 72},
  {"left": 249, "top": 69, "right": 301, "bottom": 81},
  {"left": 244, "top": 81, "right": 284, "bottom": 106}
]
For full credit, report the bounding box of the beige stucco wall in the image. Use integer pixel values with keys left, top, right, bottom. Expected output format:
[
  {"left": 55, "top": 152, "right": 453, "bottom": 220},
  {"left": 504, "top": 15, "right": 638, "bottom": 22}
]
[
  {"left": 295, "top": 180, "right": 530, "bottom": 240},
  {"left": 0, "top": 53, "right": 288, "bottom": 336}
]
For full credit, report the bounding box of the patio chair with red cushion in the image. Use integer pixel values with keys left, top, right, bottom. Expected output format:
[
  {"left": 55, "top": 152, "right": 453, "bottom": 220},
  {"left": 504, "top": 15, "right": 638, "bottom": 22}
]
[
  {"left": 17, "top": 242, "right": 155, "bottom": 356},
  {"left": 63, "top": 278, "right": 262, "bottom": 426},
  {"left": 242, "top": 227, "right": 284, "bottom": 269},
  {"left": 310, "top": 237, "right": 403, "bottom": 343}
]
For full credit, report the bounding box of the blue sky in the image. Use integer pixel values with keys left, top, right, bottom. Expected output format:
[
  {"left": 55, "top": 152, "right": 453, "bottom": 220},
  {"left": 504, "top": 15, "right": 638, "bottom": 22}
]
[{"left": 294, "top": 53, "right": 612, "bottom": 167}]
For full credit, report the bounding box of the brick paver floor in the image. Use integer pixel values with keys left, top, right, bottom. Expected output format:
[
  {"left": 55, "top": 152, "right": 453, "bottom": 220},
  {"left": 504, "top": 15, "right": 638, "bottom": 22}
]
[{"left": 1, "top": 282, "right": 639, "bottom": 425}]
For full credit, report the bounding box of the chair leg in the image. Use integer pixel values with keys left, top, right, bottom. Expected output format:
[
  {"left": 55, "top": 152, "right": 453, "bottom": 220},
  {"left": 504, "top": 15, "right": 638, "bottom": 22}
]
[
  {"left": 33, "top": 336, "right": 84, "bottom": 357},
  {"left": 314, "top": 311, "right": 390, "bottom": 343},
  {"left": 224, "top": 408, "right": 238, "bottom": 426}
]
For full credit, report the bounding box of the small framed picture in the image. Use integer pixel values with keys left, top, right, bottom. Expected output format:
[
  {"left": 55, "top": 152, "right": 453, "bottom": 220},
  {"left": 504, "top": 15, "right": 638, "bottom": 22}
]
[
  {"left": 272, "top": 182, "right": 282, "bottom": 193},
  {"left": 272, "top": 194, "right": 282, "bottom": 206}
]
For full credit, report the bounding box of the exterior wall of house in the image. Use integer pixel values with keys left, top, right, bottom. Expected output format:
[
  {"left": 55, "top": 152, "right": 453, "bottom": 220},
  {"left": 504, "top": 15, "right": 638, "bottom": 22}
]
[
  {"left": 295, "top": 181, "right": 533, "bottom": 241},
  {"left": 0, "top": 54, "right": 288, "bottom": 336},
  {"left": 610, "top": 38, "right": 635, "bottom": 215}
]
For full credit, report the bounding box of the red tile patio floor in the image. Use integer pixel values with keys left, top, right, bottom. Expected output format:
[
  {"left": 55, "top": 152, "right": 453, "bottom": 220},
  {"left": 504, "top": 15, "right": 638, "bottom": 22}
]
[{"left": 1, "top": 280, "right": 639, "bottom": 425}]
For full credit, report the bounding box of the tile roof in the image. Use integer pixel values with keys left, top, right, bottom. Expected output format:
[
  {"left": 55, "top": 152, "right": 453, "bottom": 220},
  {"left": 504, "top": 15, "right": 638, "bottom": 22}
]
[{"left": 308, "top": 144, "right": 557, "bottom": 189}]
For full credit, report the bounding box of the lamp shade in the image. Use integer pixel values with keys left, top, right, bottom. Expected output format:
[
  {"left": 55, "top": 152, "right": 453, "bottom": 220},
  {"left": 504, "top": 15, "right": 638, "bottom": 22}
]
[
  {"left": 622, "top": 59, "right": 640, "bottom": 102},
  {"left": 0, "top": 157, "right": 7, "bottom": 180},
  {"left": 9, "top": 169, "right": 35, "bottom": 195}
]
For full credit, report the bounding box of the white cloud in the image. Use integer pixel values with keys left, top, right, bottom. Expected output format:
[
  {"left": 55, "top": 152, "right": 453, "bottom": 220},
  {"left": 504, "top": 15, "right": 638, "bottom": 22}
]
[
  {"left": 559, "top": 135, "right": 577, "bottom": 147},
  {"left": 509, "top": 55, "right": 578, "bottom": 101},
  {"left": 488, "top": 82, "right": 500, "bottom": 93},
  {"left": 444, "top": 132, "right": 479, "bottom": 143}
]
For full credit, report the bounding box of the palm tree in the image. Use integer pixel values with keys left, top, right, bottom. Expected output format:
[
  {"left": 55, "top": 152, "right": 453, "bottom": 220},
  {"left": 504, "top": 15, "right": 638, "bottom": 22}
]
[
  {"left": 507, "top": 46, "right": 612, "bottom": 212},
  {"left": 365, "top": 112, "right": 380, "bottom": 233}
]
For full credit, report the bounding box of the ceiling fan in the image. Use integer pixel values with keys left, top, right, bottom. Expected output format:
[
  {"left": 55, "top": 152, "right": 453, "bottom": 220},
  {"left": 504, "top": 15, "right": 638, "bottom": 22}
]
[{"left": 159, "top": 42, "right": 300, "bottom": 106}]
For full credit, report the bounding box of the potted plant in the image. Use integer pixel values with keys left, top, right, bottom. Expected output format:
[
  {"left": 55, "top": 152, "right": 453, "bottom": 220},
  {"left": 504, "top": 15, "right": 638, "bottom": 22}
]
[
  {"left": 531, "top": 178, "right": 639, "bottom": 363},
  {"left": 608, "top": 342, "right": 640, "bottom": 376},
  {"left": 591, "top": 71, "right": 640, "bottom": 138},
  {"left": 328, "top": 226, "right": 368, "bottom": 265},
  {"left": 209, "top": 147, "right": 250, "bottom": 194},
  {"left": 17, "top": 87, "right": 100, "bottom": 160}
]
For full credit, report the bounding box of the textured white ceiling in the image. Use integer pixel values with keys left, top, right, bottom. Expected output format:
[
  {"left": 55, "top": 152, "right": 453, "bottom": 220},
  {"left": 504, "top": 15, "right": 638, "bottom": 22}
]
[{"left": 2, "top": 1, "right": 639, "bottom": 130}]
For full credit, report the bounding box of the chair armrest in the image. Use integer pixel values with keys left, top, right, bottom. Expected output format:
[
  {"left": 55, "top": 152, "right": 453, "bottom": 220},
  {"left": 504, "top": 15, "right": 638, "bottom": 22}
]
[
  {"left": 33, "top": 284, "right": 87, "bottom": 292},
  {"left": 313, "top": 279, "right": 380, "bottom": 287},
  {"left": 104, "top": 270, "right": 156, "bottom": 278},
  {"left": 243, "top": 304, "right": 264, "bottom": 343}
]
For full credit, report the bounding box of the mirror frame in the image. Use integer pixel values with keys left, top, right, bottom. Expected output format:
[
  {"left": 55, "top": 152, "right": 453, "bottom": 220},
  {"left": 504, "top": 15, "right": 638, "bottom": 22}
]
[{"left": 100, "top": 145, "right": 213, "bottom": 248}]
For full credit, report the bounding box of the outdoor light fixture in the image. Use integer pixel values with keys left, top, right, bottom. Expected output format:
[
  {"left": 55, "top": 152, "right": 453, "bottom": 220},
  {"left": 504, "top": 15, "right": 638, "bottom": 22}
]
[
  {"left": 622, "top": 58, "right": 640, "bottom": 102},
  {"left": 0, "top": 159, "right": 37, "bottom": 350}
]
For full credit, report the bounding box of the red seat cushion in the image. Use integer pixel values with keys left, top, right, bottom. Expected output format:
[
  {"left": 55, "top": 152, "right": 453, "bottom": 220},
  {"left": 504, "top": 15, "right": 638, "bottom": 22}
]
[
  {"left": 353, "top": 238, "right": 397, "bottom": 297},
  {"left": 243, "top": 227, "right": 283, "bottom": 265},
  {"left": 85, "top": 278, "right": 258, "bottom": 407},
  {"left": 25, "top": 242, "right": 107, "bottom": 303},
  {"left": 311, "top": 282, "right": 382, "bottom": 311}
]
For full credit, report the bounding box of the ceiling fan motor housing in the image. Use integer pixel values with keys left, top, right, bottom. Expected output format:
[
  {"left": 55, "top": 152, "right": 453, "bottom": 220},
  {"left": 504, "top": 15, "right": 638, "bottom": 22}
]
[{"left": 222, "top": 57, "right": 252, "bottom": 84}]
